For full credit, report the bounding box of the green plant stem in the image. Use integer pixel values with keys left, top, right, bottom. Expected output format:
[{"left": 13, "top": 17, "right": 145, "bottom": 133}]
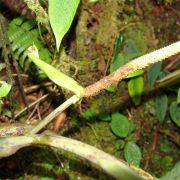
[
  {"left": 28, "top": 95, "right": 80, "bottom": 135},
  {"left": 156, "top": 69, "right": 180, "bottom": 89},
  {"left": 0, "top": 134, "right": 153, "bottom": 180},
  {"left": 39, "top": 134, "right": 147, "bottom": 180}
]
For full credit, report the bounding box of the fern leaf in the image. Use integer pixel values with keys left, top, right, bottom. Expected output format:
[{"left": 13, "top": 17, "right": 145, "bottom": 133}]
[{"left": 7, "top": 17, "right": 51, "bottom": 71}]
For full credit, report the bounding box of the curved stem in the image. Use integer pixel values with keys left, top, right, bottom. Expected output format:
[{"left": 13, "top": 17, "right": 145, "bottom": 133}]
[{"left": 0, "top": 134, "right": 154, "bottom": 180}]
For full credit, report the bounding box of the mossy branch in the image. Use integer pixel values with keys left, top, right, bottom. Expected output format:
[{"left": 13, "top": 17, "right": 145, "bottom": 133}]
[
  {"left": 84, "top": 41, "right": 180, "bottom": 97},
  {"left": 24, "top": 0, "right": 51, "bottom": 33},
  {"left": 0, "top": 134, "right": 153, "bottom": 180}
]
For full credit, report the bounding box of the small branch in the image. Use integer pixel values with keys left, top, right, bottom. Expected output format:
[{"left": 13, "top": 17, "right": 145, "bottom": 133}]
[
  {"left": 24, "top": 82, "right": 52, "bottom": 94},
  {"left": 24, "top": 0, "right": 52, "bottom": 34},
  {"left": 0, "top": 134, "right": 154, "bottom": 180},
  {"left": 28, "top": 95, "right": 80, "bottom": 135},
  {"left": 15, "top": 93, "right": 49, "bottom": 119},
  {"left": 12, "top": 56, "right": 30, "bottom": 114},
  {"left": 152, "top": 126, "right": 159, "bottom": 151},
  {"left": 84, "top": 41, "right": 180, "bottom": 97},
  {"left": 155, "top": 69, "right": 180, "bottom": 89}
]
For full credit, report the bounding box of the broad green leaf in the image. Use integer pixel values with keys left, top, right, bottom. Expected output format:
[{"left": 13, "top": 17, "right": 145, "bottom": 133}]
[
  {"left": 112, "top": 33, "right": 124, "bottom": 65},
  {"left": 0, "top": 82, "right": 11, "bottom": 98},
  {"left": 148, "top": 62, "right": 162, "bottom": 89},
  {"left": 109, "top": 33, "right": 124, "bottom": 73},
  {"left": 169, "top": 102, "right": 180, "bottom": 127},
  {"left": 124, "top": 39, "right": 139, "bottom": 54},
  {"left": 160, "top": 161, "right": 180, "bottom": 180},
  {"left": 155, "top": 92, "right": 168, "bottom": 123},
  {"left": 128, "top": 76, "right": 144, "bottom": 105},
  {"left": 124, "top": 142, "right": 142, "bottom": 167},
  {"left": 27, "top": 46, "right": 84, "bottom": 98},
  {"left": 110, "top": 54, "right": 126, "bottom": 73},
  {"left": 48, "top": 0, "right": 80, "bottom": 50},
  {"left": 111, "top": 112, "right": 132, "bottom": 138},
  {"left": 123, "top": 39, "right": 141, "bottom": 62},
  {"left": 126, "top": 70, "right": 144, "bottom": 79}
]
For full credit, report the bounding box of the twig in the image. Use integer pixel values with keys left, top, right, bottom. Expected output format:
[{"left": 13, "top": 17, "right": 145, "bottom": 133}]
[
  {"left": 26, "top": 91, "right": 43, "bottom": 121},
  {"left": 24, "top": 82, "right": 52, "bottom": 94},
  {"left": 15, "top": 94, "right": 49, "bottom": 119},
  {"left": 12, "top": 73, "right": 29, "bottom": 79},
  {"left": 28, "top": 95, "right": 80, "bottom": 135},
  {"left": 12, "top": 56, "right": 30, "bottom": 114},
  {"left": 152, "top": 126, "right": 159, "bottom": 151}
]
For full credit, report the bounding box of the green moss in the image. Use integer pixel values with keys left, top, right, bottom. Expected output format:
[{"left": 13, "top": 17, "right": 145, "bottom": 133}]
[{"left": 73, "top": 121, "right": 117, "bottom": 155}]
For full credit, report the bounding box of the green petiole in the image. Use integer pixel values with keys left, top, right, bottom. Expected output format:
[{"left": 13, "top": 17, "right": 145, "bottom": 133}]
[{"left": 27, "top": 45, "right": 84, "bottom": 98}]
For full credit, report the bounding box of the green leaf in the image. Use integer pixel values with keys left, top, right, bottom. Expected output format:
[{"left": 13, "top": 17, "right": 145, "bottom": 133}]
[
  {"left": 158, "top": 70, "right": 170, "bottom": 79},
  {"left": 112, "top": 33, "right": 124, "bottom": 64},
  {"left": 155, "top": 92, "right": 168, "bottom": 123},
  {"left": 126, "top": 70, "right": 144, "bottom": 79},
  {"left": 82, "top": 108, "right": 98, "bottom": 119},
  {"left": 7, "top": 17, "right": 52, "bottom": 72},
  {"left": 124, "top": 39, "right": 139, "bottom": 54},
  {"left": 110, "top": 54, "right": 126, "bottom": 73},
  {"left": 109, "top": 33, "right": 124, "bottom": 73},
  {"left": 48, "top": 0, "right": 80, "bottom": 50},
  {"left": 111, "top": 112, "right": 132, "bottom": 138},
  {"left": 99, "top": 113, "right": 111, "bottom": 121},
  {"left": 106, "top": 84, "right": 117, "bottom": 93},
  {"left": 0, "top": 100, "right": 2, "bottom": 114},
  {"left": 177, "top": 88, "right": 180, "bottom": 104},
  {"left": 128, "top": 76, "right": 144, "bottom": 105},
  {"left": 124, "top": 142, "right": 142, "bottom": 167},
  {"left": 169, "top": 102, "right": 180, "bottom": 127},
  {"left": 148, "top": 62, "right": 162, "bottom": 89},
  {"left": 0, "top": 82, "right": 11, "bottom": 98},
  {"left": 27, "top": 46, "right": 84, "bottom": 98},
  {"left": 160, "top": 161, "right": 180, "bottom": 180}
]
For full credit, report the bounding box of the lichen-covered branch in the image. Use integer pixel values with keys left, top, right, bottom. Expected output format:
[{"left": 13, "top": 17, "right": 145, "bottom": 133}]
[{"left": 84, "top": 41, "right": 180, "bottom": 97}]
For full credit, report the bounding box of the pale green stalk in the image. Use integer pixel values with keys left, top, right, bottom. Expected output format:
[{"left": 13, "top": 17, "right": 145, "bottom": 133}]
[
  {"left": 28, "top": 95, "right": 79, "bottom": 135},
  {"left": 0, "top": 134, "right": 153, "bottom": 180}
]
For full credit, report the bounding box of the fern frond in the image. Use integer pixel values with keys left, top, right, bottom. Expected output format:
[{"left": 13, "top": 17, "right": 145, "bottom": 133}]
[{"left": 7, "top": 17, "right": 51, "bottom": 72}]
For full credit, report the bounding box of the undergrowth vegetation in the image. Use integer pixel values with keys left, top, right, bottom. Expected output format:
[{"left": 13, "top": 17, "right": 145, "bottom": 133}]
[{"left": 0, "top": 0, "right": 179, "bottom": 179}]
